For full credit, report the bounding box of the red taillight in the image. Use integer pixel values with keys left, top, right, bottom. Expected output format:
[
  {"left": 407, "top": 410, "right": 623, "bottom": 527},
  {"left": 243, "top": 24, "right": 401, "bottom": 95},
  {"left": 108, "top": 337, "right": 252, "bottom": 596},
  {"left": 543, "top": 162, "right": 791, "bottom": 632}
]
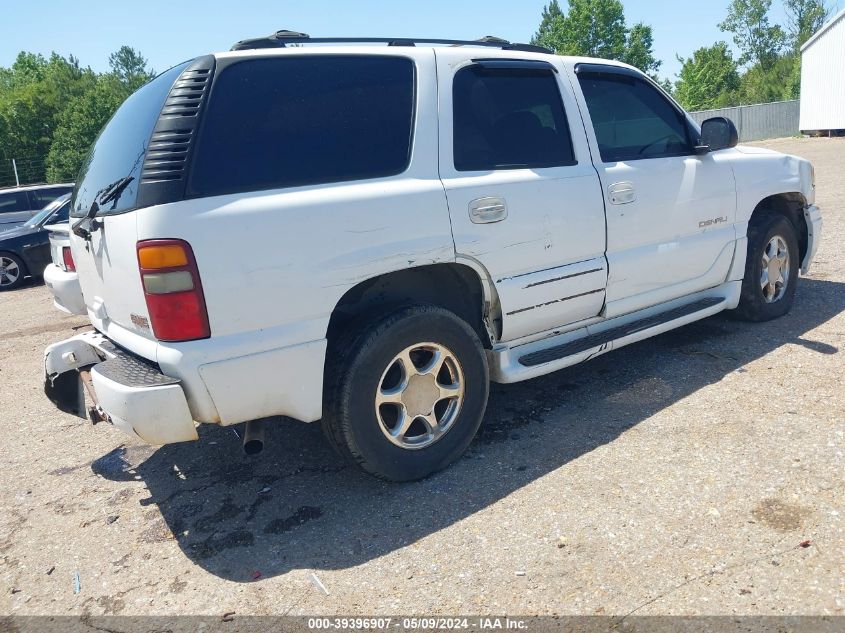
[
  {"left": 62, "top": 247, "right": 76, "bottom": 272},
  {"left": 136, "top": 239, "right": 210, "bottom": 342}
]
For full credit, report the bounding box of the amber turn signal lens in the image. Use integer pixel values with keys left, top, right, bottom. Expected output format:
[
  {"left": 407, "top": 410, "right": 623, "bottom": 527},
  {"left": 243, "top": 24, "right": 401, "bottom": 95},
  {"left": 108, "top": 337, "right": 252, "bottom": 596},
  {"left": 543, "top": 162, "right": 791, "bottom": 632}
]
[{"left": 138, "top": 244, "right": 189, "bottom": 269}]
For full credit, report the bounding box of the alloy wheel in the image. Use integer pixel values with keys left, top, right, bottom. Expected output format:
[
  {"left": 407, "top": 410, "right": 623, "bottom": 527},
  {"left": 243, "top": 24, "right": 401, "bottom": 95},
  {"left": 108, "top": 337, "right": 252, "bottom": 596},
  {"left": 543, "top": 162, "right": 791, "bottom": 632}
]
[
  {"left": 375, "top": 342, "right": 465, "bottom": 450},
  {"left": 760, "top": 235, "right": 790, "bottom": 303}
]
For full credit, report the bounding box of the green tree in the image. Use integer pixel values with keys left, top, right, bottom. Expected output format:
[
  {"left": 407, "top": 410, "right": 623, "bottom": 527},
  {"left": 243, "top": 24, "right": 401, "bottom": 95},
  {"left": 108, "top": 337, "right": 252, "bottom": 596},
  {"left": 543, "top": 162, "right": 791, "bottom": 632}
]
[
  {"left": 623, "top": 23, "right": 661, "bottom": 75},
  {"left": 562, "top": 0, "right": 627, "bottom": 59},
  {"left": 530, "top": 0, "right": 660, "bottom": 73},
  {"left": 531, "top": 0, "right": 566, "bottom": 50},
  {"left": 674, "top": 42, "right": 741, "bottom": 110},
  {"left": 45, "top": 76, "right": 129, "bottom": 182},
  {"left": 0, "top": 52, "right": 96, "bottom": 182},
  {"left": 108, "top": 46, "right": 154, "bottom": 91},
  {"left": 784, "top": 0, "right": 831, "bottom": 49},
  {"left": 739, "top": 53, "right": 800, "bottom": 103},
  {"left": 719, "top": 0, "right": 786, "bottom": 69}
]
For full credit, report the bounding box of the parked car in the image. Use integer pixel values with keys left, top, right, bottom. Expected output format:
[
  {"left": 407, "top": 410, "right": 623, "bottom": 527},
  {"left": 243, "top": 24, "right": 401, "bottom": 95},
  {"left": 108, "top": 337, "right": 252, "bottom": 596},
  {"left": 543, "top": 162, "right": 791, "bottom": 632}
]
[
  {"left": 0, "top": 183, "right": 73, "bottom": 231},
  {"left": 44, "top": 33, "right": 821, "bottom": 481},
  {"left": 43, "top": 222, "right": 85, "bottom": 315},
  {"left": 0, "top": 193, "right": 71, "bottom": 291}
]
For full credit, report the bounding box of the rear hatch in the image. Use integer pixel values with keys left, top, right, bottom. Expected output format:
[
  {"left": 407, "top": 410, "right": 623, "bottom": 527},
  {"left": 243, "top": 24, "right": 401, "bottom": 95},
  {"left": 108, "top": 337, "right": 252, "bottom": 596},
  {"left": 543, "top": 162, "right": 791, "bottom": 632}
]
[{"left": 68, "top": 61, "right": 198, "bottom": 354}]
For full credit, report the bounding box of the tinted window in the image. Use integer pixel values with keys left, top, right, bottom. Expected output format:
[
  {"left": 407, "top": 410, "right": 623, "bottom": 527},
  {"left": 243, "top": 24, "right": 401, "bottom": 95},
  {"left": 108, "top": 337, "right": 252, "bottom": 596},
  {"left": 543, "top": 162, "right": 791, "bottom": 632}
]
[
  {"left": 24, "top": 195, "right": 70, "bottom": 227},
  {"left": 453, "top": 66, "right": 575, "bottom": 171},
  {"left": 0, "top": 191, "right": 28, "bottom": 214},
  {"left": 71, "top": 62, "right": 190, "bottom": 218},
  {"left": 32, "top": 186, "right": 72, "bottom": 209},
  {"left": 51, "top": 201, "right": 71, "bottom": 224},
  {"left": 189, "top": 56, "right": 415, "bottom": 197},
  {"left": 578, "top": 73, "right": 692, "bottom": 162}
]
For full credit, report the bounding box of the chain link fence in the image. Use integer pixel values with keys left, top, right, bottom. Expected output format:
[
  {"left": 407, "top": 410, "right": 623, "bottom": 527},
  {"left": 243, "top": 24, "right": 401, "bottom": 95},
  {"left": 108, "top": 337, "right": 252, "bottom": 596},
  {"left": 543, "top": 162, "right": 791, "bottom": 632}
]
[{"left": 0, "top": 155, "right": 49, "bottom": 189}]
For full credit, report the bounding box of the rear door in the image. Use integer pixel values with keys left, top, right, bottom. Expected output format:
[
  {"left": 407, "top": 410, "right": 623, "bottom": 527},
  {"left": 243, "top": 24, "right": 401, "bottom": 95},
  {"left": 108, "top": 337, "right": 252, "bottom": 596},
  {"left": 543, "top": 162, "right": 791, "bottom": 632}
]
[{"left": 436, "top": 50, "right": 607, "bottom": 342}]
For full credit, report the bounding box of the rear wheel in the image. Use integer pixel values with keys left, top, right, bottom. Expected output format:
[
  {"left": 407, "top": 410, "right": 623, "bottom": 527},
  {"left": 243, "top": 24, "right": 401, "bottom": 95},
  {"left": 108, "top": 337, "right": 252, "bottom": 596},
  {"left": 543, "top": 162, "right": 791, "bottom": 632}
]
[
  {"left": 323, "top": 304, "right": 489, "bottom": 481},
  {"left": 732, "top": 213, "right": 799, "bottom": 321},
  {"left": 0, "top": 253, "right": 26, "bottom": 291}
]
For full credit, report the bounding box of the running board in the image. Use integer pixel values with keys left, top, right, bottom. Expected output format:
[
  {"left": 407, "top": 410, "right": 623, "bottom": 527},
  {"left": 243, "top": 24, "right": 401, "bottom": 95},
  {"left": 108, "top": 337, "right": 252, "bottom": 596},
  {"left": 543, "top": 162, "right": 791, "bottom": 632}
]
[{"left": 518, "top": 297, "right": 724, "bottom": 367}]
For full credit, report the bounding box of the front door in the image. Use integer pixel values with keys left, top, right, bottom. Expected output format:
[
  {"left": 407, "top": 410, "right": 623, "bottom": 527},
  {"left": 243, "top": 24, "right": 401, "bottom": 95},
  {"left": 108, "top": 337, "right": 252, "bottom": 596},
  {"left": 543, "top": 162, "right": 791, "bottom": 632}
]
[
  {"left": 436, "top": 50, "right": 607, "bottom": 342},
  {"left": 572, "top": 66, "right": 737, "bottom": 318}
]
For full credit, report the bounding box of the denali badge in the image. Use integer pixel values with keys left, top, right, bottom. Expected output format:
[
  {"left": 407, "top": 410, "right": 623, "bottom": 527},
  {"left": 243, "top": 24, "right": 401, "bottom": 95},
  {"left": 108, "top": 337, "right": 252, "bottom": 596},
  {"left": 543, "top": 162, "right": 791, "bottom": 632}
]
[
  {"left": 699, "top": 216, "right": 728, "bottom": 228},
  {"left": 130, "top": 314, "right": 150, "bottom": 330}
]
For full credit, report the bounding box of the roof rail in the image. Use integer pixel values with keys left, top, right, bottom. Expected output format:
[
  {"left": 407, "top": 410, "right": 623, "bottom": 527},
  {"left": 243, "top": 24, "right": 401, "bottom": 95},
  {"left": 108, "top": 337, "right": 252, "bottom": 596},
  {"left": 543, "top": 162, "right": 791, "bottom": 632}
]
[{"left": 230, "top": 31, "right": 552, "bottom": 54}]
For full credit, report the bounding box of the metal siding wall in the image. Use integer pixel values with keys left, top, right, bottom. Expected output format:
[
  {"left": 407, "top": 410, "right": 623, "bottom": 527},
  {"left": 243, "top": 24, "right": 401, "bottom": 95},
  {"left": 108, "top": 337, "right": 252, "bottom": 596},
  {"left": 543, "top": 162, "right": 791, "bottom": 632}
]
[
  {"left": 689, "top": 101, "right": 800, "bottom": 142},
  {"left": 800, "top": 12, "right": 845, "bottom": 131}
]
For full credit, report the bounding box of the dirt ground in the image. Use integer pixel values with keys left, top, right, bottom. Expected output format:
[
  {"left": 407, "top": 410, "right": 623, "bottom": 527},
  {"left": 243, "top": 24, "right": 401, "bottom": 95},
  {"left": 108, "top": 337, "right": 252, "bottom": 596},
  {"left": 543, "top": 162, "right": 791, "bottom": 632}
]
[{"left": 1, "top": 137, "right": 843, "bottom": 618}]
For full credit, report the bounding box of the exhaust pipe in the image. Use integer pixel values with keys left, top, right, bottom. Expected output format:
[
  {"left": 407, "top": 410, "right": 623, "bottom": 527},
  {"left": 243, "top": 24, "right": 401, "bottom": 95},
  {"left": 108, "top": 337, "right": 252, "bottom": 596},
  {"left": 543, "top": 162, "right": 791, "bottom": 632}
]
[{"left": 243, "top": 419, "right": 266, "bottom": 455}]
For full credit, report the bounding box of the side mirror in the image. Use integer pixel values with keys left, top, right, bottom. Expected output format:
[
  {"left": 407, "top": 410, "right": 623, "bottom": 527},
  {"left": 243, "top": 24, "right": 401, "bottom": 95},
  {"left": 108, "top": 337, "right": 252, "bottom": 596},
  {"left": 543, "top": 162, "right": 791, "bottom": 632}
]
[{"left": 696, "top": 117, "right": 739, "bottom": 154}]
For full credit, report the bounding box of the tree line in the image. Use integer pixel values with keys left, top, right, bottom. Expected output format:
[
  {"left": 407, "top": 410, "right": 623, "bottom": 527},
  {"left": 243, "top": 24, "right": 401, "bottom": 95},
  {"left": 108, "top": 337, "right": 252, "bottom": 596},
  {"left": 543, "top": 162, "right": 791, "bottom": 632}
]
[
  {"left": 531, "top": 0, "right": 832, "bottom": 111},
  {"left": 0, "top": 46, "right": 154, "bottom": 186}
]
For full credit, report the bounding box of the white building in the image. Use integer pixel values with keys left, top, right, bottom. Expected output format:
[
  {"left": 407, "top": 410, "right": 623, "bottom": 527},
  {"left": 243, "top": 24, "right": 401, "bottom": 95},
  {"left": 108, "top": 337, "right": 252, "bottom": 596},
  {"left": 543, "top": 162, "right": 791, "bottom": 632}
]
[{"left": 800, "top": 7, "right": 845, "bottom": 133}]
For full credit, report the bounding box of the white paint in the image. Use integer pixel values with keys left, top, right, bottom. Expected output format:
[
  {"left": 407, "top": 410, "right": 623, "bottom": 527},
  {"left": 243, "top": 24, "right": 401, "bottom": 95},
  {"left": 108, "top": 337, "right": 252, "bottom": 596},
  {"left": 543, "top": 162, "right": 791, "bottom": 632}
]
[
  {"left": 436, "top": 49, "right": 608, "bottom": 342},
  {"left": 43, "top": 264, "right": 85, "bottom": 315},
  {"left": 800, "top": 7, "right": 845, "bottom": 131},
  {"left": 47, "top": 45, "right": 823, "bottom": 448}
]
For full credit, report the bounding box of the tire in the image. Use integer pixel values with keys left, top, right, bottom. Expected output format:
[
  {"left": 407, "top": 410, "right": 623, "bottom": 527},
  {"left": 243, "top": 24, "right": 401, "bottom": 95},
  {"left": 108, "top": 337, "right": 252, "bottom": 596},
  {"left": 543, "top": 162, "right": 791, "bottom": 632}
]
[
  {"left": 323, "top": 304, "right": 489, "bottom": 481},
  {"left": 732, "top": 212, "right": 800, "bottom": 322},
  {"left": 0, "top": 253, "right": 26, "bottom": 291}
]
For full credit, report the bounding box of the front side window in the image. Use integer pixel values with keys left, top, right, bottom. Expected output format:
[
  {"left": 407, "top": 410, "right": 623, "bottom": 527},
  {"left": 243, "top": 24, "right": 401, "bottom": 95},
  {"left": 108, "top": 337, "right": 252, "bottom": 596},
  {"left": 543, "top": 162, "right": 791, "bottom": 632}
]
[
  {"left": 0, "top": 191, "right": 28, "bottom": 214},
  {"left": 453, "top": 65, "right": 576, "bottom": 171},
  {"left": 189, "top": 55, "right": 415, "bottom": 197},
  {"left": 578, "top": 72, "right": 692, "bottom": 162}
]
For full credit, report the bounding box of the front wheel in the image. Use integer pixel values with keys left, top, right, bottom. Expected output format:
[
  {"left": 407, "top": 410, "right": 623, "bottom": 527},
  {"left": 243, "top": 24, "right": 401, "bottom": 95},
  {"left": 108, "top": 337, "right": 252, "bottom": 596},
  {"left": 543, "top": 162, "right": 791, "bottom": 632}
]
[
  {"left": 732, "top": 213, "right": 800, "bottom": 321},
  {"left": 323, "top": 304, "right": 489, "bottom": 481}
]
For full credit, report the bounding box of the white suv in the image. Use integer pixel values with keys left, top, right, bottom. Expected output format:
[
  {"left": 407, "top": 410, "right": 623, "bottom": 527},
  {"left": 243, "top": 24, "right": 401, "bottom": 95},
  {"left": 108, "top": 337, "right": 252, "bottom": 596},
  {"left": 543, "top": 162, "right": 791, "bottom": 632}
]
[{"left": 44, "top": 32, "right": 822, "bottom": 481}]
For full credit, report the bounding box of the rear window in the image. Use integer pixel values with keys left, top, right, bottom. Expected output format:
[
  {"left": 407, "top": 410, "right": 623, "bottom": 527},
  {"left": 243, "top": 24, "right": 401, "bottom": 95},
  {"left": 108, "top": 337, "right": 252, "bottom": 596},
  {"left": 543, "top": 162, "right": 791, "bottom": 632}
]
[
  {"left": 453, "top": 65, "right": 576, "bottom": 171},
  {"left": 70, "top": 62, "right": 190, "bottom": 218},
  {"left": 188, "top": 55, "right": 415, "bottom": 197}
]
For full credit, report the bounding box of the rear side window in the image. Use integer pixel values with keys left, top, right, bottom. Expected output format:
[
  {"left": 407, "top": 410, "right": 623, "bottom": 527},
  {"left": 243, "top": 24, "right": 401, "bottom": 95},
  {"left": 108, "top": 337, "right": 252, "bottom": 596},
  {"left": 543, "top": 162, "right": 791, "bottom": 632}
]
[
  {"left": 189, "top": 56, "right": 415, "bottom": 197},
  {"left": 453, "top": 65, "right": 576, "bottom": 171},
  {"left": 0, "top": 191, "right": 28, "bottom": 214},
  {"left": 71, "top": 62, "right": 190, "bottom": 218},
  {"left": 31, "top": 186, "right": 72, "bottom": 209},
  {"left": 577, "top": 73, "right": 692, "bottom": 162}
]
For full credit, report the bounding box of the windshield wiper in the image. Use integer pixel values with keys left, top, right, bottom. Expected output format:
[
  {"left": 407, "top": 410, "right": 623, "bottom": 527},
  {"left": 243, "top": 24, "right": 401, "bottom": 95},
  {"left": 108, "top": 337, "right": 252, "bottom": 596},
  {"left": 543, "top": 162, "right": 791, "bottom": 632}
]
[
  {"left": 98, "top": 176, "right": 135, "bottom": 208},
  {"left": 70, "top": 175, "right": 136, "bottom": 240}
]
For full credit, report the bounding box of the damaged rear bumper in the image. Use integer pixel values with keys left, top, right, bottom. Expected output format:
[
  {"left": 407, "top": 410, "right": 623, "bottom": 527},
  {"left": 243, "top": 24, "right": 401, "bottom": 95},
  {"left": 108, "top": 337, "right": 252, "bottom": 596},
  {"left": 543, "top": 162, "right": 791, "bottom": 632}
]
[{"left": 44, "top": 330, "right": 198, "bottom": 445}]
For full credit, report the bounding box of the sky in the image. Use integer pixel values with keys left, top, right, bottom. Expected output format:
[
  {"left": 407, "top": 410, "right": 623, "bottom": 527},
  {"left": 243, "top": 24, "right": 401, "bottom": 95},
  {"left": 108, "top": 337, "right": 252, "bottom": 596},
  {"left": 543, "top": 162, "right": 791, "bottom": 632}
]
[{"left": 0, "top": 0, "right": 832, "bottom": 82}]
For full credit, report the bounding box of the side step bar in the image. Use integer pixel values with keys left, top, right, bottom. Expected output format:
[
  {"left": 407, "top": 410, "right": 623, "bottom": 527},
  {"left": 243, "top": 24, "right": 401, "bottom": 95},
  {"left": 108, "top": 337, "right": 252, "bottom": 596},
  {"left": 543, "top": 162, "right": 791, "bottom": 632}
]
[{"left": 518, "top": 297, "right": 724, "bottom": 367}]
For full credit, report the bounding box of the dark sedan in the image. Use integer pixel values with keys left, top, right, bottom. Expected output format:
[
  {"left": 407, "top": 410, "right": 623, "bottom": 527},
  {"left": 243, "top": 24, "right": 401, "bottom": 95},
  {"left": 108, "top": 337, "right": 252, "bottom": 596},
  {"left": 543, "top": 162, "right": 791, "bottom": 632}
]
[{"left": 0, "top": 193, "right": 71, "bottom": 291}]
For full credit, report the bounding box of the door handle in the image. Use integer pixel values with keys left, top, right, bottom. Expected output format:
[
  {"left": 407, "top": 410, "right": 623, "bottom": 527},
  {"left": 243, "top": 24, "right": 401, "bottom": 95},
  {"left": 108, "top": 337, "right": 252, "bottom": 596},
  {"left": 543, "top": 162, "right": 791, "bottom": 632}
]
[
  {"left": 608, "top": 181, "right": 636, "bottom": 205},
  {"left": 469, "top": 197, "right": 508, "bottom": 224}
]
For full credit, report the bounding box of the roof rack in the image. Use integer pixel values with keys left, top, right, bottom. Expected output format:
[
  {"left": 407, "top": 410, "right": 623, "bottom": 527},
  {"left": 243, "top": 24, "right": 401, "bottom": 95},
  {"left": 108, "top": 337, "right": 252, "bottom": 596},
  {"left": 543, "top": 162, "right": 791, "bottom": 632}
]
[{"left": 230, "top": 30, "right": 552, "bottom": 54}]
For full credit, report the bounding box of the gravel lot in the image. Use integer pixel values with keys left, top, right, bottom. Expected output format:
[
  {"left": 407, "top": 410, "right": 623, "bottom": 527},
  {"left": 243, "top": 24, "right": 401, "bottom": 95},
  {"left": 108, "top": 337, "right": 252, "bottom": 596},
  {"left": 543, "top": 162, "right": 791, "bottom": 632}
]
[{"left": 1, "top": 137, "right": 843, "bottom": 618}]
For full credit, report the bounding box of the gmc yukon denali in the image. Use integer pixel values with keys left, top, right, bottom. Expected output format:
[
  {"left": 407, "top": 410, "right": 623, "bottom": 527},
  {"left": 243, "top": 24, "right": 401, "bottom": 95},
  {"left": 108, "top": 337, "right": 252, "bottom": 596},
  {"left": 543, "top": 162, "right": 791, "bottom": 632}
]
[{"left": 43, "top": 32, "right": 822, "bottom": 481}]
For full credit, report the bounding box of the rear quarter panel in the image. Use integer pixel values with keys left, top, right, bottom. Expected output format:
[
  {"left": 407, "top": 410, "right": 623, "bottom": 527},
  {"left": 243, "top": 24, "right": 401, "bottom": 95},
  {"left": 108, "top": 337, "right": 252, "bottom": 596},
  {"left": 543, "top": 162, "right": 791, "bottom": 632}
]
[{"left": 135, "top": 48, "right": 453, "bottom": 360}]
